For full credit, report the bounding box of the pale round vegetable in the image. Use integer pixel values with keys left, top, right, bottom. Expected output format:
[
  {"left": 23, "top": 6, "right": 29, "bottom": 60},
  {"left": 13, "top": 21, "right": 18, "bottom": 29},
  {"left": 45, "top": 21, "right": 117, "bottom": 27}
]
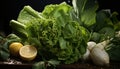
[
  {"left": 87, "top": 41, "right": 96, "bottom": 51},
  {"left": 19, "top": 45, "right": 37, "bottom": 61},
  {"left": 9, "top": 42, "right": 23, "bottom": 57},
  {"left": 90, "top": 47, "right": 109, "bottom": 66}
]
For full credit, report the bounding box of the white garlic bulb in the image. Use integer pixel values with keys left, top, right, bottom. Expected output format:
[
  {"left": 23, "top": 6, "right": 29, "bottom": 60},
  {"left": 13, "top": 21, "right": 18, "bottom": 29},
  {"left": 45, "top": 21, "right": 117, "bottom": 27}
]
[{"left": 90, "top": 47, "right": 109, "bottom": 66}]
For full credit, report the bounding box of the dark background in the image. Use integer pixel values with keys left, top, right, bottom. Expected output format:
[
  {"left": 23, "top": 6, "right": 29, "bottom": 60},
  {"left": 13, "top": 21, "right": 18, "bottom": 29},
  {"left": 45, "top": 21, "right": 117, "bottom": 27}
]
[{"left": 0, "top": 0, "right": 120, "bottom": 35}]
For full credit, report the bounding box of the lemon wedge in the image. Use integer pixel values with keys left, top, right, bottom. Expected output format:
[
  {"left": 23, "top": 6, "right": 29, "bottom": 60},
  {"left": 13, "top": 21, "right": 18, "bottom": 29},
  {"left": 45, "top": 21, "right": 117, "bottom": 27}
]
[{"left": 19, "top": 45, "right": 37, "bottom": 61}]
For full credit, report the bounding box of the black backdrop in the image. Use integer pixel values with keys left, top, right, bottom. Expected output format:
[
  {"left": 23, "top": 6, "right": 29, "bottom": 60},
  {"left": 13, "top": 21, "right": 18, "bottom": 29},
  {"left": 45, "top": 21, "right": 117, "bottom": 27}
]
[{"left": 0, "top": 0, "right": 120, "bottom": 35}]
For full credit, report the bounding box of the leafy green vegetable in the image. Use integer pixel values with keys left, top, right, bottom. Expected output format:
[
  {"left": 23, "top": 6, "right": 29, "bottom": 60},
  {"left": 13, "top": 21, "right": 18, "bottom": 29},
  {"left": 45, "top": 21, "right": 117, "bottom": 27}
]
[
  {"left": 0, "top": 33, "right": 22, "bottom": 60},
  {"left": 105, "top": 33, "right": 120, "bottom": 61},
  {"left": 10, "top": 2, "right": 90, "bottom": 64},
  {"left": 33, "top": 60, "right": 60, "bottom": 69},
  {"left": 0, "top": 35, "right": 10, "bottom": 60},
  {"left": 0, "top": 44, "right": 9, "bottom": 60},
  {"left": 89, "top": 9, "right": 120, "bottom": 42},
  {"left": 91, "top": 10, "right": 113, "bottom": 32},
  {"left": 9, "top": 0, "right": 120, "bottom": 68},
  {"left": 72, "top": 0, "right": 98, "bottom": 27},
  {"left": 10, "top": 20, "right": 28, "bottom": 39}
]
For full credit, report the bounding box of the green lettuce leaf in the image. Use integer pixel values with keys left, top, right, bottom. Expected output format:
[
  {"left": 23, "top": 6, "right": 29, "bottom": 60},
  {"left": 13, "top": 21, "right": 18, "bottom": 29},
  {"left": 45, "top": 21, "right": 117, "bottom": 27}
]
[{"left": 72, "top": 0, "right": 98, "bottom": 27}]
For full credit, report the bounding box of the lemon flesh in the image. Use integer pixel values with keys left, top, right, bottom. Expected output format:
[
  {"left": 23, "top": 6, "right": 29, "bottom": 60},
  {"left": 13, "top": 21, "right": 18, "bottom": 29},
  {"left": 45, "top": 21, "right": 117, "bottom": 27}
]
[{"left": 19, "top": 45, "right": 37, "bottom": 61}]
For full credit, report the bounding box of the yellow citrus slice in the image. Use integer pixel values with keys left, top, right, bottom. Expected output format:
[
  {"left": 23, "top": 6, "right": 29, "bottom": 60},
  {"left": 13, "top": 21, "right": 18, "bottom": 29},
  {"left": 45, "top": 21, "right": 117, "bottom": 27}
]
[
  {"left": 9, "top": 42, "right": 23, "bottom": 57},
  {"left": 19, "top": 45, "right": 37, "bottom": 61}
]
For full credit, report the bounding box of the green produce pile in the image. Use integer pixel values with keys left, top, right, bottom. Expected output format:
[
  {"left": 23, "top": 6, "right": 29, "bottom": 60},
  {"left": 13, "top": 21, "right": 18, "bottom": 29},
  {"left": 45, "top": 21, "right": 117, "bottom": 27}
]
[
  {"left": 1, "top": 0, "right": 120, "bottom": 69},
  {"left": 10, "top": 2, "right": 90, "bottom": 64}
]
